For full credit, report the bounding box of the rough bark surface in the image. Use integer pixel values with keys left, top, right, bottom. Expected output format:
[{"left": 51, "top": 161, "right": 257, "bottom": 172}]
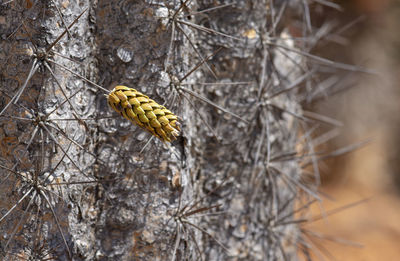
[{"left": 0, "top": 0, "right": 321, "bottom": 260}]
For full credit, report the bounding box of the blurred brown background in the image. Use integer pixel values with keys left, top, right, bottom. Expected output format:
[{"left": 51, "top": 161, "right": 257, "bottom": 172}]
[{"left": 306, "top": 0, "right": 400, "bottom": 260}]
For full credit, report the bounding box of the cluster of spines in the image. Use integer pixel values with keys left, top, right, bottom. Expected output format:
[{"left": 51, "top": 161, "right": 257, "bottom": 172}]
[{"left": 107, "top": 85, "right": 180, "bottom": 142}]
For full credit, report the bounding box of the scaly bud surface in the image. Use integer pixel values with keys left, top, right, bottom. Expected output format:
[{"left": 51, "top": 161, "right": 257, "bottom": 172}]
[{"left": 108, "top": 86, "right": 180, "bottom": 142}]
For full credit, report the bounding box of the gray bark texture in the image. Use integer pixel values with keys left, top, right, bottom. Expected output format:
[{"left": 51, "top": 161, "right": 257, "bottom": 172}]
[{"left": 0, "top": 0, "right": 327, "bottom": 260}]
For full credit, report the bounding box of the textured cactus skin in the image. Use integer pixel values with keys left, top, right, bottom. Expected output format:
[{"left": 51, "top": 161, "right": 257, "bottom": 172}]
[{"left": 108, "top": 85, "right": 180, "bottom": 142}]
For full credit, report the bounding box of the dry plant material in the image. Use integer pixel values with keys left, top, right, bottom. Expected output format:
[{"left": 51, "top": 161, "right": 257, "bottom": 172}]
[{"left": 108, "top": 85, "right": 180, "bottom": 142}]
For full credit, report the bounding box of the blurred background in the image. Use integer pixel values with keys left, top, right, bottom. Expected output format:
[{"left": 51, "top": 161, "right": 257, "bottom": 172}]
[{"left": 305, "top": 0, "right": 400, "bottom": 260}]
